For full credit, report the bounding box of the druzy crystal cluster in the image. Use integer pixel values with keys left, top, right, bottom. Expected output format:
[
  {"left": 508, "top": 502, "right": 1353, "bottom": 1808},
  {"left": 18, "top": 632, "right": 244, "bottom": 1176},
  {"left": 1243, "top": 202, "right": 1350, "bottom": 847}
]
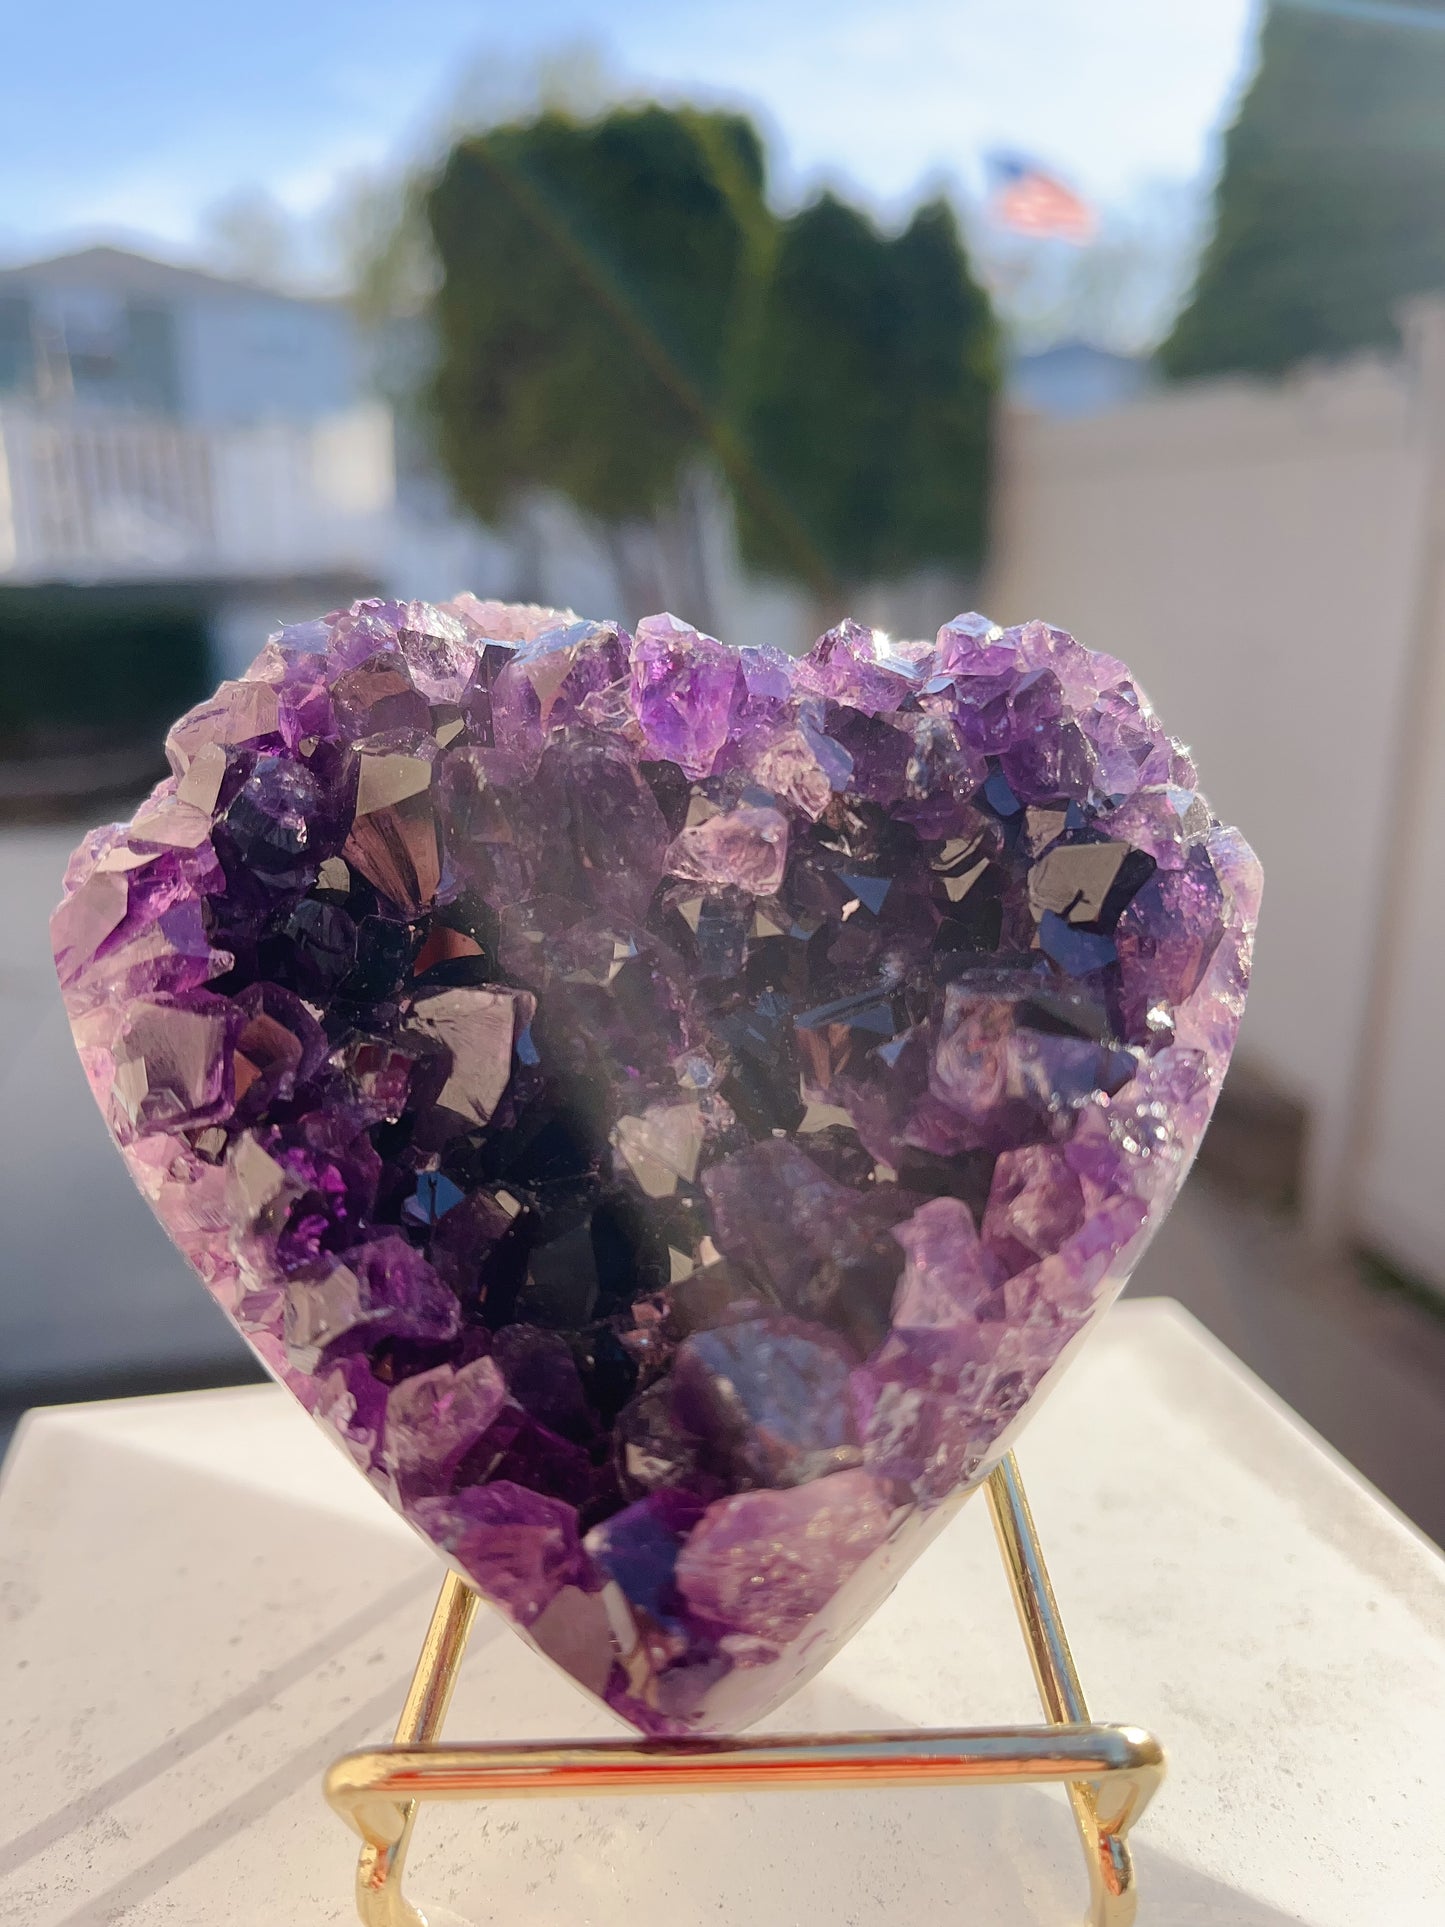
[{"left": 52, "top": 598, "right": 1259, "bottom": 1734}]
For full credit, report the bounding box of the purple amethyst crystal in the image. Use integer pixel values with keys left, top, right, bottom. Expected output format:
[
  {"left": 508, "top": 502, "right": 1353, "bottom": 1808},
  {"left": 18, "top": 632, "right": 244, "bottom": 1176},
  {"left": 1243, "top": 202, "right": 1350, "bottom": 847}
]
[{"left": 52, "top": 598, "right": 1259, "bottom": 1735}]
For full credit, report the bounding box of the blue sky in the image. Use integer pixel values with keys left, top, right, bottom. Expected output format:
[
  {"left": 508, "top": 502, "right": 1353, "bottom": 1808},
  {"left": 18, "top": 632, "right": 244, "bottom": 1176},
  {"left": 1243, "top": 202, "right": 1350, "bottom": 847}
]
[{"left": 1, "top": 0, "right": 1260, "bottom": 262}]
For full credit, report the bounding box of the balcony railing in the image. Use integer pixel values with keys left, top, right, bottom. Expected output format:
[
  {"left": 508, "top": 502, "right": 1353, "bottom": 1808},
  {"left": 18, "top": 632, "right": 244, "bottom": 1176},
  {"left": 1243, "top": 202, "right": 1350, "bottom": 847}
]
[{"left": 0, "top": 402, "right": 395, "bottom": 585}]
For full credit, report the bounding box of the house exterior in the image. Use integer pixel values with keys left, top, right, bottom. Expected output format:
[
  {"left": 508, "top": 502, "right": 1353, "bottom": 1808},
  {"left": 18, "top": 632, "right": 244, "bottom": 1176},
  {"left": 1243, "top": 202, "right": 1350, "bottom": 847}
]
[
  {"left": 0, "top": 245, "right": 408, "bottom": 805},
  {"left": 0, "top": 246, "right": 364, "bottom": 426},
  {"left": 0, "top": 247, "right": 393, "bottom": 593},
  {"left": 0, "top": 249, "right": 400, "bottom": 771}
]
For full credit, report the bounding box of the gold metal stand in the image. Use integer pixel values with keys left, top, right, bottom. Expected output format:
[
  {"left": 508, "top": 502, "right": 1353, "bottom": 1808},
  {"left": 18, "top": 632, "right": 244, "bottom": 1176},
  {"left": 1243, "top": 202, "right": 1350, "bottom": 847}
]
[{"left": 325, "top": 1451, "right": 1164, "bottom": 1927}]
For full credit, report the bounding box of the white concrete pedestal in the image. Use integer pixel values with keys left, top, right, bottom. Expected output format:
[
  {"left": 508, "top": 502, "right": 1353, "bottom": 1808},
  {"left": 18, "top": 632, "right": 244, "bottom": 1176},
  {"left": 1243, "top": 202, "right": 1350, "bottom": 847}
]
[{"left": 2, "top": 1299, "right": 1443, "bottom": 1926}]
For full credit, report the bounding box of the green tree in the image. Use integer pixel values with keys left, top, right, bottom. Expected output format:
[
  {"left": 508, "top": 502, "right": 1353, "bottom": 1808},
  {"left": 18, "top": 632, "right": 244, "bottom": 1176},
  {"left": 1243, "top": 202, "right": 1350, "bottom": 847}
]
[
  {"left": 425, "top": 105, "right": 774, "bottom": 623},
  {"left": 424, "top": 103, "right": 998, "bottom": 623},
  {"left": 736, "top": 193, "right": 998, "bottom": 607},
  {"left": 1162, "top": 0, "right": 1445, "bottom": 379}
]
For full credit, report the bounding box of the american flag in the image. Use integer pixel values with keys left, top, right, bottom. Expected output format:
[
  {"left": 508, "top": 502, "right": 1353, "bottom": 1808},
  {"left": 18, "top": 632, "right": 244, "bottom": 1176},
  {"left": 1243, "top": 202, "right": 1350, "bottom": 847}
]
[{"left": 986, "top": 154, "right": 1097, "bottom": 245}]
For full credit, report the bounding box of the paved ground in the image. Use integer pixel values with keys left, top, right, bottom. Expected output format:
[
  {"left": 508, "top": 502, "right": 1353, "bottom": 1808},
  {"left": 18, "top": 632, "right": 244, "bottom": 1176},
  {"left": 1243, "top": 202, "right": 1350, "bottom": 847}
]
[{"left": 5, "top": 821, "right": 1444, "bottom": 1543}]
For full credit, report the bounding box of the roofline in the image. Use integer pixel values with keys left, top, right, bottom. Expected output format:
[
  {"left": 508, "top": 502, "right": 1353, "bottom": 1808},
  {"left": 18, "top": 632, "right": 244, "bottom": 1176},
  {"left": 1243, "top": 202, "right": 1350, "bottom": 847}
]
[{"left": 0, "top": 241, "right": 346, "bottom": 309}]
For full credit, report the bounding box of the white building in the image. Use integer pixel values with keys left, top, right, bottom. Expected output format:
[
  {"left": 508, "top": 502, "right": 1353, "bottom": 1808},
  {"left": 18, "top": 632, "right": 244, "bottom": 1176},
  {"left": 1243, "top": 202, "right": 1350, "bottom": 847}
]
[
  {"left": 0, "top": 245, "right": 364, "bottom": 424},
  {"left": 0, "top": 247, "right": 396, "bottom": 640}
]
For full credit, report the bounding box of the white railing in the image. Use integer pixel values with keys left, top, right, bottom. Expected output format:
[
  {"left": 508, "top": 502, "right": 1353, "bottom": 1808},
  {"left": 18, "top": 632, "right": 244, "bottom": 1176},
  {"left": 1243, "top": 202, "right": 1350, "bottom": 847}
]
[{"left": 0, "top": 402, "right": 395, "bottom": 584}]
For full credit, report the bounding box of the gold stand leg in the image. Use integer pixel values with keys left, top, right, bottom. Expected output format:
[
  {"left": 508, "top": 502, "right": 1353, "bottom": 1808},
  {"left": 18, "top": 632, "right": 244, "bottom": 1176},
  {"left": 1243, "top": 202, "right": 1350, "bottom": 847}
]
[
  {"left": 984, "top": 1453, "right": 1149, "bottom": 1923},
  {"left": 351, "top": 1572, "right": 480, "bottom": 1927},
  {"left": 327, "top": 1451, "right": 1163, "bottom": 1927}
]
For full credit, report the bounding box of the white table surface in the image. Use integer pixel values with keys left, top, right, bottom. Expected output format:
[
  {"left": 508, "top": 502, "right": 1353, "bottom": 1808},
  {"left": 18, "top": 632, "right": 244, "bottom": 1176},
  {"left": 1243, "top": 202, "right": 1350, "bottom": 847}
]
[{"left": 1, "top": 1297, "right": 1441, "bottom": 1927}]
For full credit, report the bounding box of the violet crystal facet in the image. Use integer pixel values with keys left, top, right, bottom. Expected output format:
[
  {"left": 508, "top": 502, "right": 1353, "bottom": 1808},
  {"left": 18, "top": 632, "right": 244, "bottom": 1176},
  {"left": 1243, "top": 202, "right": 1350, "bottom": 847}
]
[{"left": 52, "top": 600, "right": 1260, "bottom": 1734}]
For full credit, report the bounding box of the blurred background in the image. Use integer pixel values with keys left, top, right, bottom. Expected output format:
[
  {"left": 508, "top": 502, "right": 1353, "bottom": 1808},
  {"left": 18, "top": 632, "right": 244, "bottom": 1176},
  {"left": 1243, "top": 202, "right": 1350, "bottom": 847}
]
[{"left": 3, "top": 0, "right": 1444, "bottom": 1537}]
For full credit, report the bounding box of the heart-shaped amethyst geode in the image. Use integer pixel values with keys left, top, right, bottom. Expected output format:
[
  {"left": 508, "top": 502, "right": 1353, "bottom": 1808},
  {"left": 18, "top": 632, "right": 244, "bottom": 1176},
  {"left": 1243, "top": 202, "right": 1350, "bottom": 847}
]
[{"left": 52, "top": 600, "right": 1259, "bottom": 1734}]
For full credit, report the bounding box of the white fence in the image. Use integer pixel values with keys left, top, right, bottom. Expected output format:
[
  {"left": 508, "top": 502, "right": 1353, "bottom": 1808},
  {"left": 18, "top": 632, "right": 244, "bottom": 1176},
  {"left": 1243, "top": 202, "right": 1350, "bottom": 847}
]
[
  {"left": 0, "top": 402, "right": 394, "bottom": 585},
  {"left": 987, "top": 300, "right": 1445, "bottom": 1287}
]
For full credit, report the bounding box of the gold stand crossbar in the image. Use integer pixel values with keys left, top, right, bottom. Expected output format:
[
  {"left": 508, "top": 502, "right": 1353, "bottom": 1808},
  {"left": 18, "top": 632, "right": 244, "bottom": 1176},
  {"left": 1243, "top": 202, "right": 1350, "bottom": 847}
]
[{"left": 325, "top": 1452, "right": 1164, "bottom": 1927}]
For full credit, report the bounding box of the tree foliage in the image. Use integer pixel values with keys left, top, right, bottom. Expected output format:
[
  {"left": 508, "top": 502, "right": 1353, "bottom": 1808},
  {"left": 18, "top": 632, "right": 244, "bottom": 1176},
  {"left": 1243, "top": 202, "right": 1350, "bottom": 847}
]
[
  {"left": 427, "top": 106, "right": 770, "bottom": 532},
  {"left": 425, "top": 103, "right": 998, "bottom": 608},
  {"left": 1162, "top": 0, "right": 1445, "bottom": 379},
  {"left": 737, "top": 194, "right": 997, "bottom": 593}
]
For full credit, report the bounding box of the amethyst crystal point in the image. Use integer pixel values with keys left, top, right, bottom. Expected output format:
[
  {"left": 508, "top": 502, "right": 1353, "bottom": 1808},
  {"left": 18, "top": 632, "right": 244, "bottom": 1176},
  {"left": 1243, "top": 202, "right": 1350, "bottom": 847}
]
[{"left": 52, "top": 598, "right": 1259, "bottom": 1735}]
